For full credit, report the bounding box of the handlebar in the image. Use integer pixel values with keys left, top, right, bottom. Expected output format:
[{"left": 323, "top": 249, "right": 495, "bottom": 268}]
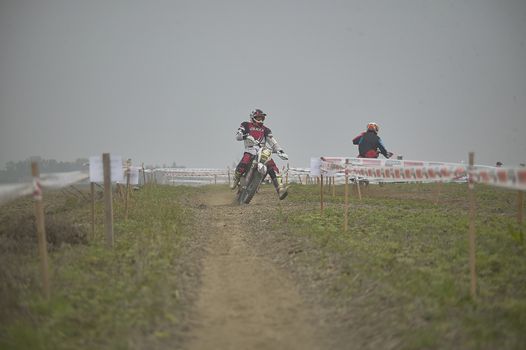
[{"left": 245, "top": 134, "right": 289, "bottom": 160}]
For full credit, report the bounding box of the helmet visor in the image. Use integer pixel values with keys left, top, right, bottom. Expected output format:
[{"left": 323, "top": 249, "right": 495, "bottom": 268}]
[{"left": 254, "top": 115, "right": 266, "bottom": 121}]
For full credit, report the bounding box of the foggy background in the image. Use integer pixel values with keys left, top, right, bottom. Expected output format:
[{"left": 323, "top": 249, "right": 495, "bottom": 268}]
[{"left": 1, "top": 0, "right": 525, "bottom": 170}]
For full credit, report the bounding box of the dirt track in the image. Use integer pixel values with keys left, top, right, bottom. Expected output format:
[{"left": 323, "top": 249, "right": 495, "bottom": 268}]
[{"left": 182, "top": 188, "right": 325, "bottom": 350}]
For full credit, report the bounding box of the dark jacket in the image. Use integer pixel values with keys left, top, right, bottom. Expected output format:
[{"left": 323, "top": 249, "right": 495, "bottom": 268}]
[{"left": 352, "top": 130, "right": 388, "bottom": 158}]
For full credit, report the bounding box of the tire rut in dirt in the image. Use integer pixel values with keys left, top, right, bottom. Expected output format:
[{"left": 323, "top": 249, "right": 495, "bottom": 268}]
[{"left": 183, "top": 190, "right": 323, "bottom": 350}]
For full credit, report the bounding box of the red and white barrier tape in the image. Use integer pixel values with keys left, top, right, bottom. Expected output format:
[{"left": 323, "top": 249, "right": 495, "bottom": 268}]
[
  {"left": 0, "top": 171, "right": 89, "bottom": 206},
  {"left": 33, "top": 178, "right": 43, "bottom": 201},
  {"left": 318, "top": 157, "right": 526, "bottom": 190},
  {"left": 154, "top": 168, "right": 230, "bottom": 175},
  {"left": 471, "top": 166, "right": 526, "bottom": 190},
  {"left": 0, "top": 183, "right": 34, "bottom": 205}
]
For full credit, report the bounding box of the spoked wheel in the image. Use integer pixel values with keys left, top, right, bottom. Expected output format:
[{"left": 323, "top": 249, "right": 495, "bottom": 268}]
[
  {"left": 236, "top": 177, "right": 247, "bottom": 205},
  {"left": 237, "top": 170, "right": 262, "bottom": 205},
  {"left": 242, "top": 172, "right": 262, "bottom": 204}
]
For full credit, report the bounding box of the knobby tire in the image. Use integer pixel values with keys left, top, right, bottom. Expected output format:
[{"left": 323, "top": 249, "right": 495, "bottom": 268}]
[{"left": 240, "top": 171, "right": 262, "bottom": 204}]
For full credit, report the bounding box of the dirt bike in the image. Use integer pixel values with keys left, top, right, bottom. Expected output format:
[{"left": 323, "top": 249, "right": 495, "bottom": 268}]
[
  {"left": 357, "top": 150, "right": 394, "bottom": 159},
  {"left": 236, "top": 143, "right": 288, "bottom": 205}
]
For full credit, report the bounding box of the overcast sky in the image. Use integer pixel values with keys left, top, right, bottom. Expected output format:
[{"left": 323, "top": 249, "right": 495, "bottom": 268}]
[{"left": 1, "top": 0, "right": 525, "bottom": 169}]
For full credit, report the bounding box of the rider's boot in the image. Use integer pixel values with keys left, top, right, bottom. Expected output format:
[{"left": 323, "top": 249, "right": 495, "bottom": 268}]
[
  {"left": 272, "top": 175, "right": 288, "bottom": 200},
  {"left": 230, "top": 170, "right": 242, "bottom": 190}
]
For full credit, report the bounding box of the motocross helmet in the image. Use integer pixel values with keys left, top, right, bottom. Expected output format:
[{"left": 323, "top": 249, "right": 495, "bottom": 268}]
[
  {"left": 367, "top": 122, "right": 379, "bottom": 133},
  {"left": 250, "top": 109, "right": 266, "bottom": 126}
]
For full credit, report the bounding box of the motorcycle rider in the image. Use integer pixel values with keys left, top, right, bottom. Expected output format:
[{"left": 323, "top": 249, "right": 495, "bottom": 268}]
[
  {"left": 353, "top": 122, "right": 393, "bottom": 158},
  {"left": 231, "top": 108, "right": 289, "bottom": 200}
]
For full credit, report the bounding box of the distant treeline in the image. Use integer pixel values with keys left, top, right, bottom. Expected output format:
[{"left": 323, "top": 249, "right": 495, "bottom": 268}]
[{"left": 0, "top": 157, "right": 88, "bottom": 183}]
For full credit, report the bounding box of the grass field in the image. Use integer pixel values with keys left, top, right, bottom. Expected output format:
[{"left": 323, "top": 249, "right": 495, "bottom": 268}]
[
  {"left": 0, "top": 182, "right": 524, "bottom": 349},
  {"left": 0, "top": 185, "right": 197, "bottom": 350},
  {"left": 276, "top": 182, "right": 525, "bottom": 349}
]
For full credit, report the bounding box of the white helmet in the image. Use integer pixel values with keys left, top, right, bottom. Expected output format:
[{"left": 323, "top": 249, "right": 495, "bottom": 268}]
[{"left": 367, "top": 122, "right": 379, "bottom": 133}]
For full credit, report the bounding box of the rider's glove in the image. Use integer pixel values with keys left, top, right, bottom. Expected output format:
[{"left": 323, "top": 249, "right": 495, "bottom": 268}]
[
  {"left": 277, "top": 149, "right": 289, "bottom": 160},
  {"left": 245, "top": 135, "right": 256, "bottom": 145}
]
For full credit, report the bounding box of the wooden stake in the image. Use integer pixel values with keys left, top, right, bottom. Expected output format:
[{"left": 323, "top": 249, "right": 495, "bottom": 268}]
[
  {"left": 214, "top": 174, "right": 217, "bottom": 185},
  {"left": 434, "top": 181, "right": 443, "bottom": 205},
  {"left": 298, "top": 175, "right": 303, "bottom": 185},
  {"left": 332, "top": 177, "right": 336, "bottom": 197},
  {"left": 120, "top": 183, "right": 125, "bottom": 200},
  {"left": 124, "top": 160, "right": 131, "bottom": 221},
  {"left": 344, "top": 171, "right": 349, "bottom": 232},
  {"left": 31, "top": 162, "right": 50, "bottom": 299},
  {"left": 356, "top": 177, "right": 362, "bottom": 201},
  {"left": 142, "top": 163, "right": 146, "bottom": 186},
  {"left": 103, "top": 153, "right": 114, "bottom": 248},
  {"left": 468, "top": 152, "right": 477, "bottom": 299},
  {"left": 320, "top": 174, "right": 324, "bottom": 216},
  {"left": 518, "top": 191, "right": 524, "bottom": 225},
  {"left": 227, "top": 167, "right": 231, "bottom": 186},
  {"left": 91, "top": 182, "right": 95, "bottom": 239}
]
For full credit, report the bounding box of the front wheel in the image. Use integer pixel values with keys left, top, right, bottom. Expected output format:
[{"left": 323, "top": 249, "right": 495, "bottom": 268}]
[{"left": 238, "top": 171, "right": 263, "bottom": 204}]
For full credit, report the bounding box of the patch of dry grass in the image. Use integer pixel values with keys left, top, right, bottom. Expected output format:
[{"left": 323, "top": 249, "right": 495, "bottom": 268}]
[{"left": 0, "top": 185, "right": 195, "bottom": 350}]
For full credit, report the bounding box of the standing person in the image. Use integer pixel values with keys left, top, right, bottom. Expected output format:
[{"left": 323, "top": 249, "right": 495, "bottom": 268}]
[
  {"left": 353, "top": 122, "right": 393, "bottom": 158},
  {"left": 231, "top": 109, "right": 289, "bottom": 200}
]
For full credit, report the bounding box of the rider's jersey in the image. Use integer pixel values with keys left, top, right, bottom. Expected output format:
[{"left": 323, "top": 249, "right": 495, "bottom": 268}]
[
  {"left": 352, "top": 130, "right": 388, "bottom": 158},
  {"left": 236, "top": 121, "right": 282, "bottom": 155}
]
